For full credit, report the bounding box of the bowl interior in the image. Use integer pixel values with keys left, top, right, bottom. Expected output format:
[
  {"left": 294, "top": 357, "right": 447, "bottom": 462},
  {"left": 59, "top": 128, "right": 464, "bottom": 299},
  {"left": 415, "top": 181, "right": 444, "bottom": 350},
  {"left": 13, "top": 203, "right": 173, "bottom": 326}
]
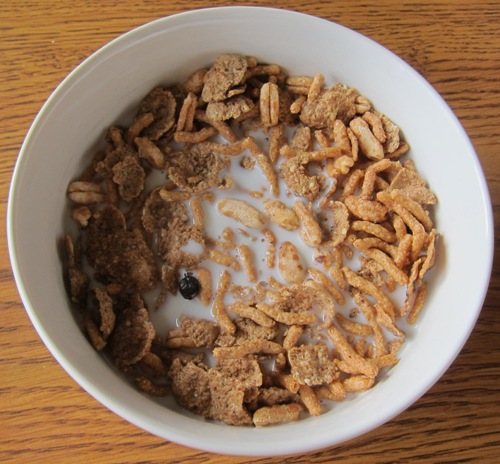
[{"left": 8, "top": 6, "right": 493, "bottom": 456}]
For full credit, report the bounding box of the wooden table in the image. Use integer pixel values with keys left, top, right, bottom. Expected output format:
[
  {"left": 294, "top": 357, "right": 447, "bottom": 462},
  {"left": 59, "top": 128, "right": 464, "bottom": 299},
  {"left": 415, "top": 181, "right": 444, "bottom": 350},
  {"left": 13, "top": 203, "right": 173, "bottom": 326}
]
[{"left": 1, "top": 1, "right": 499, "bottom": 462}]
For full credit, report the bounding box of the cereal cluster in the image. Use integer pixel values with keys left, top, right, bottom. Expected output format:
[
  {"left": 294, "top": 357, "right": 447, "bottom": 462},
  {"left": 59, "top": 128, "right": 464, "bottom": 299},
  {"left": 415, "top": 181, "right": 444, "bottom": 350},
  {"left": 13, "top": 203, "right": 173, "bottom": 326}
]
[{"left": 65, "top": 54, "right": 438, "bottom": 426}]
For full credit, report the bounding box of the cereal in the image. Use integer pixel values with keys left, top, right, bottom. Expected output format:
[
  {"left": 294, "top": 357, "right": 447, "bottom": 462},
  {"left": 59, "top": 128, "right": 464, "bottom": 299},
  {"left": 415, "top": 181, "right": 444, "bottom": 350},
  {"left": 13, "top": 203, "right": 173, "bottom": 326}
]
[
  {"left": 263, "top": 199, "right": 300, "bottom": 231},
  {"left": 277, "top": 241, "right": 306, "bottom": 284},
  {"left": 64, "top": 54, "right": 440, "bottom": 427}
]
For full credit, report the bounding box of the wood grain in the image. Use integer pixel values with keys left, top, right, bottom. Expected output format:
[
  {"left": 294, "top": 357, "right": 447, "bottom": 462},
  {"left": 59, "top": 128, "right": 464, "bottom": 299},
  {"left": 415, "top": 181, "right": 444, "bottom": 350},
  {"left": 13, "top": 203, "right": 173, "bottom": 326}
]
[{"left": 1, "top": 1, "right": 499, "bottom": 462}]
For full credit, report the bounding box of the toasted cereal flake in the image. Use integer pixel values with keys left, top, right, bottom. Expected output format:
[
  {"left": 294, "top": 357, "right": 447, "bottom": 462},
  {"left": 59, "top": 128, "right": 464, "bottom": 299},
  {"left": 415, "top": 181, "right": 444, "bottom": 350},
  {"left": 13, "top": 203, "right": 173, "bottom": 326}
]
[
  {"left": 111, "top": 155, "right": 145, "bottom": 202},
  {"left": 110, "top": 307, "right": 155, "bottom": 365},
  {"left": 263, "top": 199, "right": 300, "bottom": 231},
  {"left": 167, "top": 147, "right": 229, "bottom": 193},
  {"left": 389, "top": 167, "right": 437, "bottom": 205},
  {"left": 87, "top": 206, "right": 157, "bottom": 291},
  {"left": 288, "top": 344, "right": 338, "bottom": 386},
  {"left": 218, "top": 198, "right": 267, "bottom": 229},
  {"left": 202, "top": 54, "right": 249, "bottom": 103},
  {"left": 300, "top": 84, "right": 358, "bottom": 128},
  {"left": 208, "top": 369, "right": 253, "bottom": 425},
  {"left": 169, "top": 359, "right": 212, "bottom": 417},
  {"left": 94, "top": 288, "right": 115, "bottom": 340},
  {"left": 253, "top": 403, "right": 302, "bottom": 427},
  {"left": 206, "top": 95, "right": 254, "bottom": 121},
  {"left": 166, "top": 316, "right": 220, "bottom": 349},
  {"left": 138, "top": 87, "right": 177, "bottom": 140}
]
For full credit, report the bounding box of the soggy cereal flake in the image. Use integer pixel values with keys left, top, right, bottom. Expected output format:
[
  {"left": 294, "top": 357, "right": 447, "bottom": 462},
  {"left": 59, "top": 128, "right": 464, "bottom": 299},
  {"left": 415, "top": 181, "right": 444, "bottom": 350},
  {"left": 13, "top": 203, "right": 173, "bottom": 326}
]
[
  {"left": 279, "top": 153, "right": 322, "bottom": 201},
  {"left": 169, "top": 359, "right": 212, "bottom": 417},
  {"left": 206, "top": 95, "right": 254, "bottom": 121},
  {"left": 111, "top": 155, "right": 145, "bottom": 202},
  {"left": 167, "top": 316, "right": 220, "bottom": 348},
  {"left": 110, "top": 306, "right": 155, "bottom": 365},
  {"left": 288, "top": 344, "right": 338, "bottom": 386},
  {"left": 299, "top": 84, "right": 359, "bottom": 128},
  {"left": 202, "top": 54, "right": 249, "bottom": 103},
  {"left": 137, "top": 87, "right": 177, "bottom": 140},
  {"left": 208, "top": 369, "right": 253, "bottom": 426},
  {"left": 216, "top": 317, "right": 279, "bottom": 348},
  {"left": 389, "top": 167, "right": 437, "bottom": 205},
  {"left": 87, "top": 206, "right": 157, "bottom": 291},
  {"left": 94, "top": 288, "right": 115, "bottom": 340},
  {"left": 167, "top": 147, "right": 229, "bottom": 193}
]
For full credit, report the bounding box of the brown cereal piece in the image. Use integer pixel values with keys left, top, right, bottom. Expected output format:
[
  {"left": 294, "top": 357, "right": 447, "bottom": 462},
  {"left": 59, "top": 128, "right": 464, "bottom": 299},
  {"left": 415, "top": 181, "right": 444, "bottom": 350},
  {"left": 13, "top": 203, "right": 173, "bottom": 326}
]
[
  {"left": 407, "top": 282, "right": 428, "bottom": 324},
  {"left": 84, "top": 315, "right": 107, "bottom": 351},
  {"left": 206, "top": 95, "right": 255, "bottom": 121},
  {"left": 327, "top": 324, "right": 378, "bottom": 378},
  {"left": 344, "top": 195, "right": 388, "bottom": 223},
  {"left": 257, "top": 303, "right": 316, "bottom": 326},
  {"left": 217, "top": 198, "right": 267, "bottom": 229},
  {"left": 139, "top": 351, "right": 169, "bottom": 378},
  {"left": 351, "top": 220, "right": 397, "bottom": 243},
  {"left": 208, "top": 370, "right": 252, "bottom": 426},
  {"left": 263, "top": 199, "right": 300, "bottom": 231},
  {"left": 343, "top": 266, "right": 397, "bottom": 320},
  {"left": 362, "top": 111, "right": 387, "bottom": 144},
  {"left": 389, "top": 167, "right": 437, "bottom": 205},
  {"left": 283, "top": 325, "right": 304, "bottom": 350},
  {"left": 298, "top": 385, "right": 323, "bottom": 416},
  {"left": 278, "top": 241, "right": 306, "bottom": 284},
  {"left": 332, "top": 119, "right": 352, "bottom": 154},
  {"left": 390, "top": 189, "right": 433, "bottom": 231},
  {"left": 71, "top": 206, "right": 92, "bottom": 227},
  {"left": 293, "top": 200, "right": 323, "bottom": 247},
  {"left": 212, "top": 270, "right": 236, "bottom": 335},
  {"left": 176, "top": 91, "right": 198, "bottom": 132},
  {"left": 279, "top": 153, "right": 322, "bottom": 201},
  {"left": 288, "top": 344, "right": 338, "bottom": 386},
  {"left": 65, "top": 235, "right": 89, "bottom": 307},
  {"left": 291, "top": 125, "right": 312, "bottom": 151},
  {"left": 343, "top": 375, "right": 375, "bottom": 392},
  {"left": 67, "top": 181, "right": 105, "bottom": 205},
  {"left": 259, "top": 82, "right": 280, "bottom": 127},
  {"left": 349, "top": 117, "right": 384, "bottom": 161},
  {"left": 256, "top": 387, "right": 300, "bottom": 407},
  {"left": 419, "top": 229, "right": 439, "bottom": 280},
  {"left": 375, "top": 111, "right": 400, "bottom": 154},
  {"left": 202, "top": 54, "right": 249, "bottom": 102},
  {"left": 127, "top": 112, "right": 155, "bottom": 144},
  {"left": 214, "top": 356, "right": 263, "bottom": 400},
  {"left": 166, "top": 316, "right": 220, "bottom": 349},
  {"left": 227, "top": 303, "right": 276, "bottom": 328},
  {"left": 181, "top": 68, "right": 207, "bottom": 95},
  {"left": 335, "top": 313, "right": 372, "bottom": 337},
  {"left": 169, "top": 359, "right": 212, "bottom": 417},
  {"left": 197, "top": 267, "right": 212, "bottom": 306},
  {"left": 111, "top": 155, "right": 145, "bottom": 202},
  {"left": 216, "top": 317, "right": 279, "bottom": 348},
  {"left": 134, "top": 137, "right": 166, "bottom": 170},
  {"left": 174, "top": 127, "right": 218, "bottom": 144},
  {"left": 137, "top": 87, "right": 177, "bottom": 140},
  {"left": 94, "top": 288, "right": 115, "bottom": 340},
  {"left": 300, "top": 83, "right": 359, "bottom": 128},
  {"left": 135, "top": 376, "right": 169, "bottom": 397},
  {"left": 301, "top": 284, "right": 333, "bottom": 326},
  {"left": 320, "top": 200, "right": 350, "bottom": 248},
  {"left": 87, "top": 206, "right": 157, "bottom": 292},
  {"left": 167, "top": 146, "right": 229, "bottom": 193},
  {"left": 253, "top": 403, "right": 302, "bottom": 427},
  {"left": 213, "top": 339, "right": 284, "bottom": 359},
  {"left": 110, "top": 306, "right": 155, "bottom": 365}
]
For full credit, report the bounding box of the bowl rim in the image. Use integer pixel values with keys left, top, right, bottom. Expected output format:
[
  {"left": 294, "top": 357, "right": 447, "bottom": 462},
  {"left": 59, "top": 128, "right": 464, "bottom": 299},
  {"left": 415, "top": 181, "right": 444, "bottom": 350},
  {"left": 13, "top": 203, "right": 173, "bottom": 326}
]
[{"left": 7, "top": 5, "right": 494, "bottom": 457}]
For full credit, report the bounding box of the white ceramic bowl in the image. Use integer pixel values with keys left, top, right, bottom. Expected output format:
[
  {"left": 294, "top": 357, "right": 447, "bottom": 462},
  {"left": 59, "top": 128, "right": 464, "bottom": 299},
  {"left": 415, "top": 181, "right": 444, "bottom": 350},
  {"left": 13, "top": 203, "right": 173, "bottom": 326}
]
[{"left": 8, "top": 6, "right": 493, "bottom": 456}]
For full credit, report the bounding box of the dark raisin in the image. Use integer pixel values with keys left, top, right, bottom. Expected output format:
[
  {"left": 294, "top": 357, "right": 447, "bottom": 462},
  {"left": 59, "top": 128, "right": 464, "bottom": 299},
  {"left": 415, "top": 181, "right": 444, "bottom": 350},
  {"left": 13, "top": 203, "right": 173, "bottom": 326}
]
[{"left": 179, "top": 273, "right": 200, "bottom": 300}]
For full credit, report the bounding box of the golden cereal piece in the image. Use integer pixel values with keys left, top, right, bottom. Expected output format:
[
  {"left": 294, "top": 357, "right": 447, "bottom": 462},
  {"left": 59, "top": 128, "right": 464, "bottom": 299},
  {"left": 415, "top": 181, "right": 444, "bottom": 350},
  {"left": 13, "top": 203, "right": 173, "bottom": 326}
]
[
  {"left": 217, "top": 198, "right": 267, "bottom": 229},
  {"left": 278, "top": 241, "right": 306, "bottom": 284}
]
